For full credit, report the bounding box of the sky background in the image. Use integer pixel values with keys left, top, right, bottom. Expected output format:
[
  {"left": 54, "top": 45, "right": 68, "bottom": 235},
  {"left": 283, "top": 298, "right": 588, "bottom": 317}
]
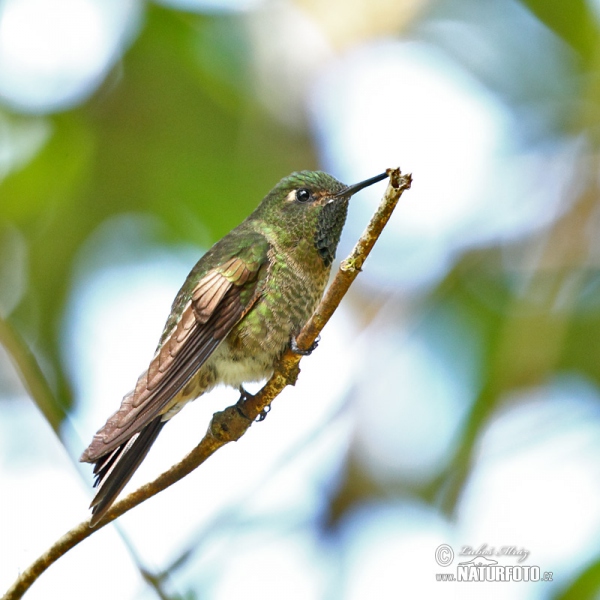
[{"left": 2, "top": 0, "right": 600, "bottom": 598}]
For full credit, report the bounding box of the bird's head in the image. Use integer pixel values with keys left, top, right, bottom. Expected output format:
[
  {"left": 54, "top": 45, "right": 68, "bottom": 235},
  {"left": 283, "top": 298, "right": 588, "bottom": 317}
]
[{"left": 253, "top": 170, "right": 388, "bottom": 266}]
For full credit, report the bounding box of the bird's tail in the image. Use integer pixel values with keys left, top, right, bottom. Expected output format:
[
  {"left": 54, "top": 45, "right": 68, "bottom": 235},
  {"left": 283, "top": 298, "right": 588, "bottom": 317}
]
[{"left": 88, "top": 417, "right": 166, "bottom": 527}]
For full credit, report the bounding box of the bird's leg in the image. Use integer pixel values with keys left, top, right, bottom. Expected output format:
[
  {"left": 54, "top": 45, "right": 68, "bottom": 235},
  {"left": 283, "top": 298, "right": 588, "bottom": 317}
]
[
  {"left": 235, "top": 386, "right": 253, "bottom": 420},
  {"left": 290, "top": 334, "right": 320, "bottom": 356},
  {"left": 236, "top": 386, "right": 271, "bottom": 422},
  {"left": 238, "top": 385, "right": 254, "bottom": 403}
]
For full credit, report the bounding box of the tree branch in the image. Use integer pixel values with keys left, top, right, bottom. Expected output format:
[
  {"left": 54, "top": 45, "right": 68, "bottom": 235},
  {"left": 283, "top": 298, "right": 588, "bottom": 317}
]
[{"left": 2, "top": 167, "right": 411, "bottom": 600}]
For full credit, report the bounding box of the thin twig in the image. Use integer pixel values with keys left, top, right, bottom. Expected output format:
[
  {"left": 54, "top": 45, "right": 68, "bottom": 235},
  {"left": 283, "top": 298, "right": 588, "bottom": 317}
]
[
  {"left": 2, "top": 167, "right": 411, "bottom": 600},
  {"left": 0, "top": 317, "right": 64, "bottom": 434}
]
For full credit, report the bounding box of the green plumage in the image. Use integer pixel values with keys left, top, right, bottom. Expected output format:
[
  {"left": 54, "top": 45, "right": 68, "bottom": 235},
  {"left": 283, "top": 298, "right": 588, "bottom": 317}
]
[{"left": 80, "top": 169, "right": 387, "bottom": 525}]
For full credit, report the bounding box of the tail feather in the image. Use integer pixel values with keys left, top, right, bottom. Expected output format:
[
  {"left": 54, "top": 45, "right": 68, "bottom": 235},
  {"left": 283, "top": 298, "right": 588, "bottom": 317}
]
[{"left": 88, "top": 417, "right": 166, "bottom": 527}]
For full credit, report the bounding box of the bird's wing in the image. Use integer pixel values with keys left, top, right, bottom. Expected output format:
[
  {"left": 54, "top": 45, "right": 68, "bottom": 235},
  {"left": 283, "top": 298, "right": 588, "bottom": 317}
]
[{"left": 81, "top": 234, "right": 270, "bottom": 464}]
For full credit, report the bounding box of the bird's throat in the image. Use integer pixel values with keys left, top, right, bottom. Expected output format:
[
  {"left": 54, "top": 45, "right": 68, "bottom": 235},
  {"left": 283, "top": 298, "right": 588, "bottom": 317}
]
[{"left": 315, "top": 198, "right": 350, "bottom": 267}]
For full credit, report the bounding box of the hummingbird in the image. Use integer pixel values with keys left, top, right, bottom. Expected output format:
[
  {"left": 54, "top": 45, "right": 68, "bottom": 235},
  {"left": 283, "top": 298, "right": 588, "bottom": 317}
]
[{"left": 81, "top": 169, "right": 388, "bottom": 526}]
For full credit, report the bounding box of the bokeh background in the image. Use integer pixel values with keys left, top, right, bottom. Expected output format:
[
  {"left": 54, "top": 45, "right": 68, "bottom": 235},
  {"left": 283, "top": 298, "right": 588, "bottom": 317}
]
[{"left": 1, "top": 0, "right": 600, "bottom": 598}]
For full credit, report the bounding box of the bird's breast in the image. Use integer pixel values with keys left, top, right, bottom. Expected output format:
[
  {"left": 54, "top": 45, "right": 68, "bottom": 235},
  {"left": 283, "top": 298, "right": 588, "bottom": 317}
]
[{"left": 220, "top": 251, "right": 329, "bottom": 379}]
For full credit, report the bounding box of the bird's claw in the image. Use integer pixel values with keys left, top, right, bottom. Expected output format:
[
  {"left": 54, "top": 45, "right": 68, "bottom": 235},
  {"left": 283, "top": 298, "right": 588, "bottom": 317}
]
[
  {"left": 290, "top": 334, "right": 320, "bottom": 356},
  {"left": 256, "top": 405, "right": 271, "bottom": 422}
]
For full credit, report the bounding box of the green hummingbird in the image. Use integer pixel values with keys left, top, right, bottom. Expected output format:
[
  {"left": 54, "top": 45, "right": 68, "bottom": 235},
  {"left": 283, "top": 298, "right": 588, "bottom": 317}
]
[{"left": 80, "top": 169, "right": 388, "bottom": 525}]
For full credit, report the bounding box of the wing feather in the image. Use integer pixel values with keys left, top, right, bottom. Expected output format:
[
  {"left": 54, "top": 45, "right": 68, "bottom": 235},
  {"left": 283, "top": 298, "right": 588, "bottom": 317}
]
[{"left": 81, "top": 246, "right": 269, "bottom": 464}]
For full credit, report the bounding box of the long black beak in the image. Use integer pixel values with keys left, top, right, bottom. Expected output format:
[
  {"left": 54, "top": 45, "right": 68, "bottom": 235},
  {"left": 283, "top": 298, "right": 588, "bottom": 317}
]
[{"left": 334, "top": 172, "right": 388, "bottom": 198}]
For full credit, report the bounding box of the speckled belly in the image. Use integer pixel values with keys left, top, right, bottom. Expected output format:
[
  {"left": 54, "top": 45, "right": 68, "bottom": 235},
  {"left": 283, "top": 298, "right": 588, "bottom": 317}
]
[{"left": 162, "top": 256, "right": 328, "bottom": 420}]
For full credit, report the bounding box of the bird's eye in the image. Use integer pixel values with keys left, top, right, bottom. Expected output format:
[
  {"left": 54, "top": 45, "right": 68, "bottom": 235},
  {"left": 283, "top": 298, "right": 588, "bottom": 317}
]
[{"left": 295, "top": 188, "right": 311, "bottom": 203}]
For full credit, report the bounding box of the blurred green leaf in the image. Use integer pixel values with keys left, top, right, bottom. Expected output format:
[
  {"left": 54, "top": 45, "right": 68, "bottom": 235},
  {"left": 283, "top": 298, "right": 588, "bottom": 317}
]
[
  {"left": 557, "top": 557, "right": 600, "bottom": 599},
  {"left": 1, "top": 113, "right": 94, "bottom": 222},
  {"left": 520, "top": 0, "right": 599, "bottom": 64}
]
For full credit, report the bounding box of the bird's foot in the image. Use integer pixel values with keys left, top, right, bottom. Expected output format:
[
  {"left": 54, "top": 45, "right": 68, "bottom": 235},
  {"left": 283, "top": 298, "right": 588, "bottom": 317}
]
[
  {"left": 256, "top": 404, "right": 271, "bottom": 422},
  {"left": 290, "top": 334, "right": 320, "bottom": 356},
  {"left": 236, "top": 386, "right": 271, "bottom": 422}
]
